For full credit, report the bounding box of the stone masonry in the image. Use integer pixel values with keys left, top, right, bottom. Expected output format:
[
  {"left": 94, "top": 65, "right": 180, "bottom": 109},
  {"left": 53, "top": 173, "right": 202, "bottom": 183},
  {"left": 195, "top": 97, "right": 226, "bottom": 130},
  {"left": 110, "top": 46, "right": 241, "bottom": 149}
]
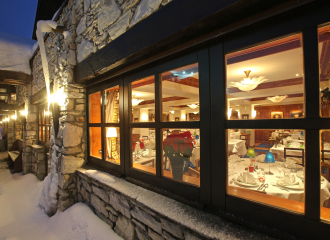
[
  {"left": 31, "top": 145, "right": 47, "bottom": 180},
  {"left": 77, "top": 171, "right": 206, "bottom": 240}
]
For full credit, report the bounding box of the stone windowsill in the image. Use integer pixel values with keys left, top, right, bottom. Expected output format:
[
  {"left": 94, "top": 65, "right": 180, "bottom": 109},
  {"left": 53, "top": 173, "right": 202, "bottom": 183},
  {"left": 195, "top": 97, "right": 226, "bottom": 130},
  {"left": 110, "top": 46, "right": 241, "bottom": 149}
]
[{"left": 77, "top": 166, "right": 274, "bottom": 240}]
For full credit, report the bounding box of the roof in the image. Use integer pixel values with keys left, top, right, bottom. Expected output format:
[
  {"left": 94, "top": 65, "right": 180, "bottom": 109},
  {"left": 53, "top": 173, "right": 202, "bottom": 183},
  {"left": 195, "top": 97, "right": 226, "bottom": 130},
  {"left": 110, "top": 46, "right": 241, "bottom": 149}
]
[{"left": 0, "top": 31, "right": 36, "bottom": 75}]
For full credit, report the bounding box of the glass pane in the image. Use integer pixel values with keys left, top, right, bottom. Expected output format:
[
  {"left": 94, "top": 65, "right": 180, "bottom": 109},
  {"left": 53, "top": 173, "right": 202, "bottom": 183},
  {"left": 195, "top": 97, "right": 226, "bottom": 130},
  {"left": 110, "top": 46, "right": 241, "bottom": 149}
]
[
  {"left": 132, "top": 128, "right": 156, "bottom": 174},
  {"left": 320, "top": 130, "right": 330, "bottom": 220},
  {"left": 39, "top": 126, "right": 41, "bottom": 141},
  {"left": 106, "top": 127, "right": 120, "bottom": 165},
  {"left": 39, "top": 110, "right": 42, "bottom": 124},
  {"left": 105, "top": 86, "right": 120, "bottom": 123},
  {"left": 42, "top": 126, "right": 45, "bottom": 141},
  {"left": 89, "top": 92, "right": 101, "bottom": 123},
  {"left": 319, "top": 24, "right": 330, "bottom": 117},
  {"left": 162, "top": 129, "right": 200, "bottom": 186},
  {"left": 90, "top": 127, "right": 102, "bottom": 159},
  {"left": 131, "top": 77, "right": 155, "bottom": 122},
  {"left": 227, "top": 129, "right": 305, "bottom": 213},
  {"left": 161, "top": 63, "right": 199, "bottom": 122},
  {"left": 226, "top": 34, "right": 304, "bottom": 120}
]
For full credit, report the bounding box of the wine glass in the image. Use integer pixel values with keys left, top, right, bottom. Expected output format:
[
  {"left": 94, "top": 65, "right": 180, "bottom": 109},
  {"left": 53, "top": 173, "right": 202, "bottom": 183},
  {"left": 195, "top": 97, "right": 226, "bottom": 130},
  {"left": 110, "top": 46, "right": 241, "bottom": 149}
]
[{"left": 276, "top": 162, "right": 284, "bottom": 178}]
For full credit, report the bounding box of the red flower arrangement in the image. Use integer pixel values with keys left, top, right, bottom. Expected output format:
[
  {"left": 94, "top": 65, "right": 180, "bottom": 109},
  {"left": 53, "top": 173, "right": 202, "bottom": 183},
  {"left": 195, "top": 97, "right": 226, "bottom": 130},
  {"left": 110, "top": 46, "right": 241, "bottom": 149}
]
[
  {"left": 133, "top": 142, "right": 145, "bottom": 151},
  {"left": 163, "top": 131, "right": 193, "bottom": 158}
]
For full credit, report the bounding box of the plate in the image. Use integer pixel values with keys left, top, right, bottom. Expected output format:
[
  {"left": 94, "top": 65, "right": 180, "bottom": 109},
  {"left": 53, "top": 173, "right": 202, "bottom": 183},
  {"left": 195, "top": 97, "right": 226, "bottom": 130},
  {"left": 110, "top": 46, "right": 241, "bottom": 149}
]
[
  {"left": 234, "top": 179, "right": 259, "bottom": 188},
  {"left": 276, "top": 179, "right": 304, "bottom": 190}
]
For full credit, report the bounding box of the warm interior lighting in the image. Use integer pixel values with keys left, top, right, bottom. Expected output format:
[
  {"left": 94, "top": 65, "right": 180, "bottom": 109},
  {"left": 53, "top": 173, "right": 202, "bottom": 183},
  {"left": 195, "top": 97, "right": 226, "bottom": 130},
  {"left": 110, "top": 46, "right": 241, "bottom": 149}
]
[
  {"left": 252, "top": 110, "right": 256, "bottom": 118},
  {"left": 106, "top": 127, "right": 117, "bottom": 138},
  {"left": 229, "top": 70, "right": 268, "bottom": 92},
  {"left": 141, "top": 114, "right": 148, "bottom": 121},
  {"left": 11, "top": 115, "right": 17, "bottom": 120},
  {"left": 181, "top": 114, "right": 186, "bottom": 120},
  {"left": 193, "top": 112, "right": 198, "bottom": 114},
  {"left": 20, "top": 110, "right": 27, "bottom": 116},
  {"left": 132, "top": 94, "right": 144, "bottom": 106},
  {"left": 169, "top": 111, "right": 174, "bottom": 114},
  {"left": 49, "top": 88, "right": 67, "bottom": 107},
  {"left": 187, "top": 104, "right": 198, "bottom": 109},
  {"left": 228, "top": 108, "right": 232, "bottom": 118},
  {"left": 267, "top": 95, "right": 288, "bottom": 103}
]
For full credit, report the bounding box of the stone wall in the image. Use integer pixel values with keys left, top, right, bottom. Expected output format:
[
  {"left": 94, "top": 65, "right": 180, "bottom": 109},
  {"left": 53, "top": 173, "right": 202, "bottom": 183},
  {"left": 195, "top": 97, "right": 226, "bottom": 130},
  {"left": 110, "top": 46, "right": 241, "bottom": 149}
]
[
  {"left": 22, "top": 104, "right": 38, "bottom": 175},
  {"left": 77, "top": 170, "right": 207, "bottom": 240},
  {"left": 14, "top": 114, "right": 23, "bottom": 140},
  {"left": 7, "top": 119, "right": 15, "bottom": 150},
  {"left": 31, "top": 145, "right": 47, "bottom": 180}
]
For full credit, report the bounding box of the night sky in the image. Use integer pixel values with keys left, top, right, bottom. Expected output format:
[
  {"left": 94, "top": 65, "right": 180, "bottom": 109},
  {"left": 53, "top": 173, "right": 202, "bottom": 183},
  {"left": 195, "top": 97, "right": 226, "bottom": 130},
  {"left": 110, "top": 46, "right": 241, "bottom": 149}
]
[{"left": 0, "top": 0, "right": 38, "bottom": 39}]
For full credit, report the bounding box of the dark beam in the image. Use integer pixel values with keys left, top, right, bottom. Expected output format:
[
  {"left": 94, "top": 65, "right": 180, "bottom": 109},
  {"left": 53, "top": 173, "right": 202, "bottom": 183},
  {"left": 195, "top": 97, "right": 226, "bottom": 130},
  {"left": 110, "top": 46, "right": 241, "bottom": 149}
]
[
  {"left": 0, "top": 93, "right": 9, "bottom": 97},
  {"left": 31, "top": 82, "right": 53, "bottom": 104},
  {"left": 0, "top": 104, "right": 18, "bottom": 111},
  {"left": 0, "top": 70, "right": 32, "bottom": 82},
  {"left": 75, "top": 0, "right": 313, "bottom": 84}
]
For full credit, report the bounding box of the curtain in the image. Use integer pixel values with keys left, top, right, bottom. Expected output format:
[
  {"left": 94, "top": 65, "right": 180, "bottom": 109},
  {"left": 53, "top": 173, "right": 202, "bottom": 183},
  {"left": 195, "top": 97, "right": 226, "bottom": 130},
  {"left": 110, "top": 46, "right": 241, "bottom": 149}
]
[{"left": 105, "top": 91, "right": 117, "bottom": 159}]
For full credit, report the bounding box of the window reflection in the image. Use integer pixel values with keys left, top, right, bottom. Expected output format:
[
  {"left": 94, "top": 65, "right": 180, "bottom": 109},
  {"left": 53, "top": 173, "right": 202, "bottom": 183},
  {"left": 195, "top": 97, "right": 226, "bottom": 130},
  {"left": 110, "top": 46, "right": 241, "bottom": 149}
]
[
  {"left": 161, "top": 63, "right": 199, "bottom": 122},
  {"left": 131, "top": 128, "right": 156, "bottom": 174},
  {"left": 226, "top": 34, "right": 304, "bottom": 120},
  {"left": 131, "top": 77, "right": 155, "bottom": 122},
  {"left": 227, "top": 129, "right": 305, "bottom": 213},
  {"left": 162, "top": 129, "right": 200, "bottom": 187}
]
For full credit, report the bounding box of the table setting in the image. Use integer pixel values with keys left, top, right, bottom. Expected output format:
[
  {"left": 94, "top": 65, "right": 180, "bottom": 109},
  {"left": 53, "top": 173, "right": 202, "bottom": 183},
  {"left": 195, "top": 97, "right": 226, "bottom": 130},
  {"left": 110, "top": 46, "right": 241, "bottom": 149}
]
[{"left": 228, "top": 155, "right": 330, "bottom": 204}]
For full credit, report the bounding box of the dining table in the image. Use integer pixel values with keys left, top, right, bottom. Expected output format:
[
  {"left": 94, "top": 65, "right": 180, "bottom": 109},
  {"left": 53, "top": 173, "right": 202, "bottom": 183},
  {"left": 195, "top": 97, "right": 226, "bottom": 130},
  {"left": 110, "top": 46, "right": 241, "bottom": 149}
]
[
  {"left": 228, "top": 157, "right": 330, "bottom": 205},
  {"left": 228, "top": 139, "right": 247, "bottom": 156}
]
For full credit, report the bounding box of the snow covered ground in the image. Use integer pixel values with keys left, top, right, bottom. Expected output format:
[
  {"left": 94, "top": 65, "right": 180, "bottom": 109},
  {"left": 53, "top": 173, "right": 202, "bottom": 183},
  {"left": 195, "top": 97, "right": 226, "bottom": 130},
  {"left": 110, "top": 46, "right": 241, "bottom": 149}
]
[{"left": 0, "top": 168, "right": 122, "bottom": 240}]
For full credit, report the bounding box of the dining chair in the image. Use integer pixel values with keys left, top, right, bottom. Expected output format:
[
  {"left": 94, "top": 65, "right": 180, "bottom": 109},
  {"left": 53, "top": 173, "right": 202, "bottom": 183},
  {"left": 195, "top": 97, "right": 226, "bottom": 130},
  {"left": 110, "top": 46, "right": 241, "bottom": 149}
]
[
  {"left": 284, "top": 147, "right": 304, "bottom": 167},
  {"left": 321, "top": 149, "right": 330, "bottom": 181}
]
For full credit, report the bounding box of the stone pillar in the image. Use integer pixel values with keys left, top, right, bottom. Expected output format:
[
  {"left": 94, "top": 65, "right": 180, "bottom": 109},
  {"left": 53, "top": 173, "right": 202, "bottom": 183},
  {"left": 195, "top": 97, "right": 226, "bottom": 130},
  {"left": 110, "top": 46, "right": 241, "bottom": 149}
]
[
  {"left": 7, "top": 118, "right": 15, "bottom": 150},
  {"left": 22, "top": 102, "right": 38, "bottom": 175},
  {"left": 15, "top": 114, "right": 23, "bottom": 140},
  {"left": 31, "top": 145, "right": 46, "bottom": 180}
]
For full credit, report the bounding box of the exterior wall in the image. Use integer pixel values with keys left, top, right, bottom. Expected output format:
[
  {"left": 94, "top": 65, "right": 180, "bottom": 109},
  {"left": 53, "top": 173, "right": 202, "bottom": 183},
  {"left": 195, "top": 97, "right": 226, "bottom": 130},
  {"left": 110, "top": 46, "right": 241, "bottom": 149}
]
[
  {"left": 7, "top": 119, "right": 14, "bottom": 150},
  {"left": 77, "top": 171, "right": 208, "bottom": 240},
  {"left": 31, "top": 145, "right": 46, "bottom": 180}
]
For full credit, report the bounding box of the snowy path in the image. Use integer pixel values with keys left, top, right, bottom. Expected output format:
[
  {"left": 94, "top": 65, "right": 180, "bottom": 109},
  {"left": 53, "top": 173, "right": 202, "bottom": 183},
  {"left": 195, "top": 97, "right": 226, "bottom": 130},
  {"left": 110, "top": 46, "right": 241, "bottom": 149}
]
[{"left": 0, "top": 152, "right": 122, "bottom": 240}]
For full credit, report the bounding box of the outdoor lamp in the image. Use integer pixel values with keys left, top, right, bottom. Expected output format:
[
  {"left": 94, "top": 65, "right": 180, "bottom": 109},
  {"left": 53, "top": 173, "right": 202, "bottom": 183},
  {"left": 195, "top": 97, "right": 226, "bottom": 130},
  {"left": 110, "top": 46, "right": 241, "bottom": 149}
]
[
  {"left": 265, "top": 152, "right": 275, "bottom": 175},
  {"left": 107, "top": 128, "right": 117, "bottom": 160}
]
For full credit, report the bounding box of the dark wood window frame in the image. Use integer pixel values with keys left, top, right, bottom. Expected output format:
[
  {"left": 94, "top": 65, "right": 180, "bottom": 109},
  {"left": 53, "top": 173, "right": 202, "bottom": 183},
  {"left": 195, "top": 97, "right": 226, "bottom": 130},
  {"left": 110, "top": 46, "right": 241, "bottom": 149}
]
[
  {"left": 85, "top": 2, "right": 330, "bottom": 238},
  {"left": 38, "top": 102, "right": 52, "bottom": 145}
]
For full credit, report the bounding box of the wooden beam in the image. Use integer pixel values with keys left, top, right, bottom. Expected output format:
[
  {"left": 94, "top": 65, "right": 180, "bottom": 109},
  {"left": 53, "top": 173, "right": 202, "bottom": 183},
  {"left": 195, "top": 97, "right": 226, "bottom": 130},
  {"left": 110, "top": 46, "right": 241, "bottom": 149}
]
[
  {"left": 0, "top": 70, "right": 32, "bottom": 82},
  {"left": 31, "top": 82, "right": 53, "bottom": 104},
  {"left": 0, "top": 104, "right": 18, "bottom": 111}
]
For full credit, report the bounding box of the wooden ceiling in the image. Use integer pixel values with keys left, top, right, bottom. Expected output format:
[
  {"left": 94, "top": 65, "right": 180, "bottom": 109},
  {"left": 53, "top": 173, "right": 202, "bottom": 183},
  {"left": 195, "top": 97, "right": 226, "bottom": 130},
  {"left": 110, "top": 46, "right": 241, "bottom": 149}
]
[{"left": 0, "top": 70, "right": 33, "bottom": 86}]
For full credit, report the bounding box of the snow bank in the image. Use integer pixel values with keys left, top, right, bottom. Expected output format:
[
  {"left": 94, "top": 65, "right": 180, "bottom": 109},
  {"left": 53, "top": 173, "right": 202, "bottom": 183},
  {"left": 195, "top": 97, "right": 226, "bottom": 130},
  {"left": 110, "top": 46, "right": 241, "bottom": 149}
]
[
  {"left": 0, "top": 31, "right": 36, "bottom": 75},
  {"left": 0, "top": 173, "right": 122, "bottom": 240},
  {"left": 85, "top": 169, "right": 116, "bottom": 185}
]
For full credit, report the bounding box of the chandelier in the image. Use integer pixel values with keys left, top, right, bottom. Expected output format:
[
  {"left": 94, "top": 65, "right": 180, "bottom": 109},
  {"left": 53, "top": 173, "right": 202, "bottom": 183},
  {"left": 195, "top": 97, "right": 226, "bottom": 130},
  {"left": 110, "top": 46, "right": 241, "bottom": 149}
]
[
  {"left": 229, "top": 70, "right": 268, "bottom": 92},
  {"left": 187, "top": 104, "right": 199, "bottom": 109},
  {"left": 267, "top": 95, "right": 288, "bottom": 103},
  {"left": 132, "top": 94, "right": 144, "bottom": 106}
]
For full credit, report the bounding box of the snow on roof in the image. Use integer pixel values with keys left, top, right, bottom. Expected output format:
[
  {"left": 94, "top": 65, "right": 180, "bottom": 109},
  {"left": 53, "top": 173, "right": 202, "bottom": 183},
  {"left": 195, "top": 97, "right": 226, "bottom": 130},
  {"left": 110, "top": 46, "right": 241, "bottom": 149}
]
[{"left": 0, "top": 31, "right": 37, "bottom": 75}]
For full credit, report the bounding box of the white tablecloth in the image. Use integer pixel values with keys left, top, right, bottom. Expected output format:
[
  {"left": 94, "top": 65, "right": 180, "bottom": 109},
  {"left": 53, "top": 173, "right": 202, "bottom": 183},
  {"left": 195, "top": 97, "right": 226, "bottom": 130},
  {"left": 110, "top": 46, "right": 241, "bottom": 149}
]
[
  {"left": 270, "top": 146, "right": 304, "bottom": 161},
  {"left": 228, "top": 139, "right": 247, "bottom": 156},
  {"left": 191, "top": 147, "right": 200, "bottom": 166},
  {"left": 230, "top": 132, "right": 241, "bottom": 139},
  {"left": 228, "top": 158, "right": 330, "bottom": 205}
]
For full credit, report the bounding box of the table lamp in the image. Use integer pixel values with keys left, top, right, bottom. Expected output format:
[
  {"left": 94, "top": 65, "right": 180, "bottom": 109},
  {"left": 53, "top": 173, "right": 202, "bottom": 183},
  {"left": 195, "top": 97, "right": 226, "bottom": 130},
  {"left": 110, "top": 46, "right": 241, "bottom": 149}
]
[
  {"left": 246, "top": 148, "right": 255, "bottom": 159},
  {"left": 107, "top": 127, "right": 117, "bottom": 160},
  {"left": 265, "top": 152, "right": 275, "bottom": 175}
]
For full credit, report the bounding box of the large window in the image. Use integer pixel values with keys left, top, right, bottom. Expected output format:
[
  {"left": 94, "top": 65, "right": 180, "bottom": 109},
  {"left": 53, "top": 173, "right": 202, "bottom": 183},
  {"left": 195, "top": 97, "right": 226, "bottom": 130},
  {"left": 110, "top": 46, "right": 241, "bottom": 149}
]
[
  {"left": 129, "top": 63, "right": 201, "bottom": 187},
  {"left": 226, "top": 34, "right": 304, "bottom": 120},
  {"left": 38, "top": 103, "right": 52, "bottom": 144},
  {"left": 88, "top": 83, "right": 122, "bottom": 169}
]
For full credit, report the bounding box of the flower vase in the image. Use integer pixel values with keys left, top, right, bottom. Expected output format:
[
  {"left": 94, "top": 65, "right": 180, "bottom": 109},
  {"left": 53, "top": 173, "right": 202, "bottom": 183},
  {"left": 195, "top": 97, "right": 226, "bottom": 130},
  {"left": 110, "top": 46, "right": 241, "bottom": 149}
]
[{"left": 168, "top": 155, "right": 187, "bottom": 180}]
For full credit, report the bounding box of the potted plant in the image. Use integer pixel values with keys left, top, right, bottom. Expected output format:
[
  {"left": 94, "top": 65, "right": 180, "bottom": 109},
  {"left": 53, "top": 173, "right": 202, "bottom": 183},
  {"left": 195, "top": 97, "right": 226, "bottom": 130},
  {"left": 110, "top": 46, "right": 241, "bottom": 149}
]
[{"left": 163, "top": 131, "right": 193, "bottom": 180}]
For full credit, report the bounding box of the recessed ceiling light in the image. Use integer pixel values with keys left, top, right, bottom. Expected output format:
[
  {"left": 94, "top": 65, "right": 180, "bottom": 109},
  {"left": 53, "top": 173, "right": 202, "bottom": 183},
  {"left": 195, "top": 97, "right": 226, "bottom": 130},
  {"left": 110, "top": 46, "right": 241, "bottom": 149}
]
[{"left": 296, "top": 74, "right": 299, "bottom": 76}]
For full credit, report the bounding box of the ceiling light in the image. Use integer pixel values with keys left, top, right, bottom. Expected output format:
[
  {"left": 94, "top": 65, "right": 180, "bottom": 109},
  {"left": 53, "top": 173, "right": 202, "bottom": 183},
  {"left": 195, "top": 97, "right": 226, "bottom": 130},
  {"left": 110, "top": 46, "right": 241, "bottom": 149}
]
[
  {"left": 169, "top": 111, "right": 174, "bottom": 114},
  {"left": 229, "top": 70, "right": 268, "bottom": 92},
  {"left": 187, "top": 104, "right": 199, "bottom": 109},
  {"left": 296, "top": 74, "right": 299, "bottom": 77},
  {"left": 193, "top": 112, "right": 198, "bottom": 114},
  {"left": 132, "top": 94, "right": 144, "bottom": 106},
  {"left": 267, "top": 95, "right": 288, "bottom": 103}
]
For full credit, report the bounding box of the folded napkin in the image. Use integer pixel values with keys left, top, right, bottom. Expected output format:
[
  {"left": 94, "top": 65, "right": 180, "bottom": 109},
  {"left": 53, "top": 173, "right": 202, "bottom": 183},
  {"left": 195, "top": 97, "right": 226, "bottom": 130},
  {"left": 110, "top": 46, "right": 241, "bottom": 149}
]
[
  {"left": 255, "top": 154, "right": 265, "bottom": 162},
  {"left": 283, "top": 173, "right": 299, "bottom": 185},
  {"left": 237, "top": 172, "right": 258, "bottom": 184}
]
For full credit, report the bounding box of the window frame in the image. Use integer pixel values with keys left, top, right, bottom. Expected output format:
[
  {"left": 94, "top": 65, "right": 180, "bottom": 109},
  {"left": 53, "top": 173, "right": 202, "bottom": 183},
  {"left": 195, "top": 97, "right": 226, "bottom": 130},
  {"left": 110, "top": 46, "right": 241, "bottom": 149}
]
[
  {"left": 86, "top": 77, "right": 125, "bottom": 174},
  {"left": 38, "top": 102, "right": 51, "bottom": 145}
]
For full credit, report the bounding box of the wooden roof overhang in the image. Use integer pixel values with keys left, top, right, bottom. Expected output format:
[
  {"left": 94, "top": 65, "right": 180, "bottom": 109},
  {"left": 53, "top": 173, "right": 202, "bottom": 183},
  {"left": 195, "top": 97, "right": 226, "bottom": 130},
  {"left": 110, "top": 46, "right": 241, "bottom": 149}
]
[
  {"left": 0, "top": 70, "right": 33, "bottom": 86},
  {"left": 74, "top": 0, "right": 315, "bottom": 86}
]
